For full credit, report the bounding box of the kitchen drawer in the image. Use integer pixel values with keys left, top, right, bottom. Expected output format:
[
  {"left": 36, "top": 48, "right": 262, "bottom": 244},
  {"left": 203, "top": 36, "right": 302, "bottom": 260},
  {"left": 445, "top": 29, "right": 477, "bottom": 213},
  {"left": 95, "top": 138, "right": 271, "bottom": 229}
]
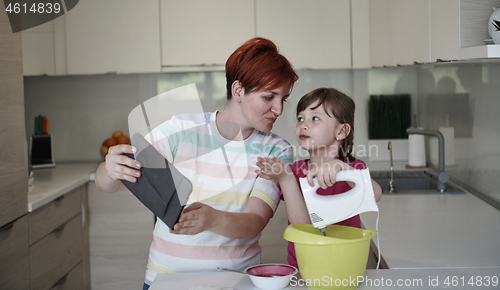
[
  {"left": 50, "top": 263, "right": 84, "bottom": 290},
  {"left": 0, "top": 214, "right": 30, "bottom": 290},
  {"left": 29, "top": 185, "right": 83, "bottom": 245},
  {"left": 30, "top": 214, "right": 82, "bottom": 290}
]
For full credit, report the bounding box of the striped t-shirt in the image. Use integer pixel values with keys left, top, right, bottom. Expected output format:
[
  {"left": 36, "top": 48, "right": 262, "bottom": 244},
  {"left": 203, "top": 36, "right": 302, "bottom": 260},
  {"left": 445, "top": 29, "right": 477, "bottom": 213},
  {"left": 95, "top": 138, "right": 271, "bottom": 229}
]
[{"left": 143, "top": 112, "right": 293, "bottom": 285}]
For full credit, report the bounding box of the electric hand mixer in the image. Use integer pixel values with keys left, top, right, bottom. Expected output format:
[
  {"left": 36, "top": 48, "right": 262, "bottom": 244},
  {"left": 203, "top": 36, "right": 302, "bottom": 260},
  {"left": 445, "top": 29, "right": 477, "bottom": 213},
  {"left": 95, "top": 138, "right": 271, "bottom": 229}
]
[{"left": 299, "top": 168, "right": 379, "bottom": 234}]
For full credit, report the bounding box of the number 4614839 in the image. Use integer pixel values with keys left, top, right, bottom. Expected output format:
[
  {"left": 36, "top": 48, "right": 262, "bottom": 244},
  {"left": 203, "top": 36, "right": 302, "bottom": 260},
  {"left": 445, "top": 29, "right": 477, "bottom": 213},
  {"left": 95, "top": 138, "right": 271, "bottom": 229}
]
[
  {"left": 5, "top": 2, "right": 61, "bottom": 14},
  {"left": 444, "top": 276, "right": 498, "bottom": 287}
]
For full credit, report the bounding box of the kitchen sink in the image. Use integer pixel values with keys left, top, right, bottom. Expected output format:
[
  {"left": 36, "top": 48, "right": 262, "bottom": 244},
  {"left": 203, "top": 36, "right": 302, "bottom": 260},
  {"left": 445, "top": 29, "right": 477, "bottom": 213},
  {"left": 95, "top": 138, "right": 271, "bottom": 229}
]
[{"left": 371, "top": 170, "right": 465, "bottom": 194}]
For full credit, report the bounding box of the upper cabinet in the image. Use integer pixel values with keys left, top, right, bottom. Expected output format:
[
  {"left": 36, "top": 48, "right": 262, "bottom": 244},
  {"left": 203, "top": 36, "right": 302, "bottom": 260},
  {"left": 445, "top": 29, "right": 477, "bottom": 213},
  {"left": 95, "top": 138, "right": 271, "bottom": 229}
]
[
  {"left": 367, "top": 0, "right": 430, "bottom": 67},
  {"left": 159, "top": 0, "right": 254, "bottom": 69},
  {"left": 255, "top": 0, "right": 351, "bottom": 69},
  {"left": 21, "top": 0, "right": 500, "bottom": 75},
  {"left": 64, "top": 0, "right": 161, "bottom": 75},
  {"left": 22, "top": 21, "right": 56, "bottom": 76},
  {"left": 360, "top": 0, "right": 500, "bottom": 68}
]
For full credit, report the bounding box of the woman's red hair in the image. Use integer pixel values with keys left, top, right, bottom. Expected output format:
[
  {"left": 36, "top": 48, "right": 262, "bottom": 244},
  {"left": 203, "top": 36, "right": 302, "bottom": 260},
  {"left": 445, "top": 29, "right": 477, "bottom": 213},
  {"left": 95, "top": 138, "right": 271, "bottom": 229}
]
[{"left": 225, "top": 37, "right": 298, "bottom": 99}]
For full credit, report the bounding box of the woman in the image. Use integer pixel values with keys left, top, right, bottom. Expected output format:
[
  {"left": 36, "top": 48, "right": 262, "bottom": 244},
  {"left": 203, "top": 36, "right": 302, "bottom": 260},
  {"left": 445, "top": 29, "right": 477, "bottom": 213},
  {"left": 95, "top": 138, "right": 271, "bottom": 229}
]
[{"left": 95, "top": 37, "right": 299, "bottom": 289}]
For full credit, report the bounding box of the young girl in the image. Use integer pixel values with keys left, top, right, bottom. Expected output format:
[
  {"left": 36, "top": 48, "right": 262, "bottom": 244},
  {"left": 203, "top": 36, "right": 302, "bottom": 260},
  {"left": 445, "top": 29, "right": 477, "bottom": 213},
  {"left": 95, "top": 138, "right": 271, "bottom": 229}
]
[{"left": 256, "top": 87, "right": 382, "bottom": 268}]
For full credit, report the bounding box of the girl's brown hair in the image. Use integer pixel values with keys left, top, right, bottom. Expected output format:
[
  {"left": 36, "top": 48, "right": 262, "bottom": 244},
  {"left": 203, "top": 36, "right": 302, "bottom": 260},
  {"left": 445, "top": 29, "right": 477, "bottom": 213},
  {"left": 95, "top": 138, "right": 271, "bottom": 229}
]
[
  {"left": 296, "top": 88, "right": 356, "bottom": 162},
  {"left": 225, "top": 37, "right": 299, "bottom": 99}
]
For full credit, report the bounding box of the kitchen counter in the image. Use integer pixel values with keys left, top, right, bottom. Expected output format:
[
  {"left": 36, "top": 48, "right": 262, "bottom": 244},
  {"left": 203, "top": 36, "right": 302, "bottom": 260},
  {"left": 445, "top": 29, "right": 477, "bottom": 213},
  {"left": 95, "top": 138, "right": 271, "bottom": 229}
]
[
  {"left": 359, "top": 180, "right": 500, "bottom": 269},
  {"left": 150, "top": 267, "right": 500, "bottom": 289},
  {"left": 28, "top": 162, "right": 100, "bottom": 211}
]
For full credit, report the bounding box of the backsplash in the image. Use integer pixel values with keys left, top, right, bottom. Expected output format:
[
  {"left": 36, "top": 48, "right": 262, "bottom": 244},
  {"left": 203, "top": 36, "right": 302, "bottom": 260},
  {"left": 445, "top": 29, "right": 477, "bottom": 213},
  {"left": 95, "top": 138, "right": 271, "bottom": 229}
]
[
  {"left": 23, "top": 69, "right": 358, "bottom": 163},
  {"left": 24, "top": 62, "right": 500, "bottom": 202},
  {"left": 368, "top": 62, "right": 500, "bottom": 203}
]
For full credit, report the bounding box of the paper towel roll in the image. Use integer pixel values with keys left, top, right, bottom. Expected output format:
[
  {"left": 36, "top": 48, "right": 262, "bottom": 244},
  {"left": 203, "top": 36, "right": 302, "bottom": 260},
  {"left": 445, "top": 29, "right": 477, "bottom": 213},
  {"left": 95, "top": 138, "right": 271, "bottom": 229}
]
[
  {"left": 439, "top": 126, "right": 455, "bottom": 166},
  {"left": 408, "top": 132, "right": 426, "bottom": 167}
]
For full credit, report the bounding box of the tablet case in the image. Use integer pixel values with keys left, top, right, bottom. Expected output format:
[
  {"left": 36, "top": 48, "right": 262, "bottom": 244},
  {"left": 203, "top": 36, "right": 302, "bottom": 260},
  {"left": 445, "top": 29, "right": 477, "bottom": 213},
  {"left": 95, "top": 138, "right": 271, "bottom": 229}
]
[{"left": 121, "top": 133, "right": 192, "bottom": 229}]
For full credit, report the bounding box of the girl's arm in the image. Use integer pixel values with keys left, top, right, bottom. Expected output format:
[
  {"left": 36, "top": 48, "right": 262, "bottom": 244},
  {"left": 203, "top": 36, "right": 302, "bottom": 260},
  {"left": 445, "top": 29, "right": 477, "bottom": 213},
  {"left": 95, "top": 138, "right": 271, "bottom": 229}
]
[
  {"left": 256, "top": 157, "right": 311, "bottom": 224},
  {"left": 371, "top": 179, "right": 383, "bottom": 202}
]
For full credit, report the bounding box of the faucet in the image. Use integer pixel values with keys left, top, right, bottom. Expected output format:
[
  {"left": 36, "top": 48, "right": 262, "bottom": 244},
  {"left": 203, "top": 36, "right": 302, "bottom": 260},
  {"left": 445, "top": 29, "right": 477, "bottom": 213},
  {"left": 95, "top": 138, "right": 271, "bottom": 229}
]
[
  {"left": 406, "top": 128, "right": 450, "bottom": 192},
  {"left": 388, "top": 141, "right": 395, "bottom": 193}
]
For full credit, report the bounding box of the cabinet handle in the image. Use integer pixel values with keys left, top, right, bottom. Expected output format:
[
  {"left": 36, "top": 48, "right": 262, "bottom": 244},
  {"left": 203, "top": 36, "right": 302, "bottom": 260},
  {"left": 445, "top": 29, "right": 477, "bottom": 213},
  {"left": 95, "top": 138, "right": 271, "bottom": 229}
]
[
  {"left": 0, "top": 221, "right": 14, "bottom": 232},
  {"left": 54, "top": 195, "right": 65, "bottom": 202},
  {"left": 53, "top": 224, "right": 65, "bottom": 233},
  {"left": 51, "top": 274, "right": 67, "bottom": 288}
]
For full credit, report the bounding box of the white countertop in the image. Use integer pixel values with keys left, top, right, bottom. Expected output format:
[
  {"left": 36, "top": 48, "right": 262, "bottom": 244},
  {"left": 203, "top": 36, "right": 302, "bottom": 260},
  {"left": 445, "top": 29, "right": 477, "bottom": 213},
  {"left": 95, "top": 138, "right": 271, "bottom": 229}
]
[
  {"left": 360, "top": 191, "right": 500, "bottom": 269},
  {"left": 150, "top": 268, "right": 500, "bottom": 289},
  {"left": 27, "top": 162, "right": 99, "bottom": 211}
]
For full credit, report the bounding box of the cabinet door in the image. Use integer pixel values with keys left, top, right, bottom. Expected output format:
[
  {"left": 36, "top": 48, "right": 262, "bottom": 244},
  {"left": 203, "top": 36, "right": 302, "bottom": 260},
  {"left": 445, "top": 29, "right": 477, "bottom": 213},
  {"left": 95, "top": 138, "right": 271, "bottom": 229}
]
[
  {"left": 368, "top": 0, "right": 393, "bottom": 67},
  {"left": 50, "top": 263, "right": 84, "bottom": 290},
  {"left": 160, "top": 0, "right": 255, "bottom": 67},
  {"left": 430, "top": 0, "right": 460, "bottom": 62},
  {"left": 390, "top": 0, "right": 430, "bottom": 66},
  {"left": 0, "top": 215, "right": 30, "bottom": 290},
  {"left": 369, "top": 0, "right": 430, "bottom": 67},
  {"left": 21, "top": 15, "right": 67, "bottom": 76},
  {"left": 87, "top": 182, "right": 153, "bottom": 289},
  {"left": 0, "top": 3, "right": 28, "bottom": 227},
  {"left": 256, "top": 0, "right": 351, "bottom": 69},
  {"left": 30, "top": 215, "right": 82, "bottom": 290},
  {"left": 65, "top": 0, "right": 161, "bottom": 74},
  {"left": 29, "top": 186, "right": 82, "bottom": 245},
  {"left": 21, "top": 21, "right": 55, "bottom": 76}
]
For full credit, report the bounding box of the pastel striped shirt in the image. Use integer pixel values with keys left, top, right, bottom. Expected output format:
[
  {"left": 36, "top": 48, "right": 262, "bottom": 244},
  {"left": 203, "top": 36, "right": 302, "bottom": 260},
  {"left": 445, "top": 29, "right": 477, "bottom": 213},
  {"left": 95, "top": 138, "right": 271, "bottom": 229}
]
[{"left": 143, "top": 112, "right": 293, "bottom": 285}]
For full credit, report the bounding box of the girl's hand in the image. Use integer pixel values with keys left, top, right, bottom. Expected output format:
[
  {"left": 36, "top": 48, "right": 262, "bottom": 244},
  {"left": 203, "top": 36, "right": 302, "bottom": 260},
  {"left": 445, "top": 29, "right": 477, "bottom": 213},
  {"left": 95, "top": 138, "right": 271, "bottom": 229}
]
[
  {"left": 255, "top": 156, "right": 291, "bottom": 181},
  {"left": 104, "top": 144, "right": 142, "bottom": 183},
  {"left": 305, "top": 159, "right": 352, "bottom": 189},
  {"left": 171, "top": 202, "right": 217, "bottom": 235}
]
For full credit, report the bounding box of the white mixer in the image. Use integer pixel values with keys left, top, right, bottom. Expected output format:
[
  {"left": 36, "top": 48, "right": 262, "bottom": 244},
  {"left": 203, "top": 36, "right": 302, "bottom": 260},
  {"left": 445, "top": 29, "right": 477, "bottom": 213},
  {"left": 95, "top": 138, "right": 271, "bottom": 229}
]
[{"left": 299, "top": 168, "right": 379, "bottom": 233}]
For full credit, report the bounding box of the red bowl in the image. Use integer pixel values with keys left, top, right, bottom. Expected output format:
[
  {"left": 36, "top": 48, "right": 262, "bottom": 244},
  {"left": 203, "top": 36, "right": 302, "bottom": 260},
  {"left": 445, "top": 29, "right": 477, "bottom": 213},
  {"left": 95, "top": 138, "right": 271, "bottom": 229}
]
[{"left": 246, "top": 263, "right": 297, "bottom": 277}]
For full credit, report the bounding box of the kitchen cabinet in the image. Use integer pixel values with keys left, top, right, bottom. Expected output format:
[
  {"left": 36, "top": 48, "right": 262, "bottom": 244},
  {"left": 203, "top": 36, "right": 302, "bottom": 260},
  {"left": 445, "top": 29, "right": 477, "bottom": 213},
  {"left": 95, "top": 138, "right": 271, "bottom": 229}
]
[
  {"left": 364, "top": 0, "right": 500, "bottom": 67},
  {"left": 366, "top": 0, "right": 430, "bottom": 67},
  {"left": 0, "top": 215, "right": 31, "bottom": 290},
  {"left": 64, "top": 0, "right": 161, "bottom": 75},
  {"left": 0, "top": 5, "right": 28, "bottom": 228},
  {"left": 0, "top": 6, "right": 30, "bottom": 290},
  {"left": 28, "top": 185, "right": 88, "bottom": 290},
  {"left": 21, "top": 15, "right": 67, "bottom": 76},
  {"left": 87, "top": 182, "right": 153, "bottom": 289},
  {"left": 390, "top": 0, "right": 430, "bottom": 66},
  {"left": 429, "top": 0, "right": 460, "bottom": 62},
  {"left": 429, "top": 0, "right": 500, "bottom": 61},
  {"left": 255, "top": 0, "right": 351, "bottom": 69},
  {"left": 159, "top": 0, "right": 254, "bottom": 70},
  {"left": 21, "top": 21, "right": 56, "bottom": 76}
]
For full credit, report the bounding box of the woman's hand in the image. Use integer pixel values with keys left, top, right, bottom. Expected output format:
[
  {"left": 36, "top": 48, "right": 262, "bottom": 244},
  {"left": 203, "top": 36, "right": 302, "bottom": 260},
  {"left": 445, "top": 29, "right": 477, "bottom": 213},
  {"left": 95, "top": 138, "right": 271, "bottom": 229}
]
[
  {"left": 104, "top": 144, "right": 142, "bottom": 183},
  {"left": 305, "top": 159, "right": 352, "bottom": 189},
  {"left": 170, "top": 202, "right": 218, "bottom": 235},
  {"left": 95, "top": 144, "right": 142, "bottom": 192},
  {"left": 255, "top": 156, "right": 291, "bottom": 182}
]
